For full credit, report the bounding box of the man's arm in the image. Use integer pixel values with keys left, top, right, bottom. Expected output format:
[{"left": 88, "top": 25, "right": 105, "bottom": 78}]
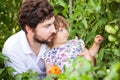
[{"left": 3, "top": 53, "right": 27, "bottom": 75}]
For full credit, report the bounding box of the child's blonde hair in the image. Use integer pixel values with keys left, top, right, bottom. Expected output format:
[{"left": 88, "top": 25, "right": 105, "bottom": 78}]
[
  {"left": 47, "top": 15, "right": 69, "bottom": 48},
  {"left": 54, "top": 15, "right": 69, "bottom": 32}
]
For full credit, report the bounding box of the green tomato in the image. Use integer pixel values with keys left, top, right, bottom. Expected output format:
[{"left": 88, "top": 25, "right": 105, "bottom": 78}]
[
  {"left": 108, "top": 35, "right": 116, "bottom": 42},
  {"left": 105, "top": 25, "right": 111, "bottom": 31},
  {"left": 105, "top": 25, "right": 116, "bottom": 34},
  {"left": 118, "top": 32, "right": 120, "bottom": 37},
  {"left": 114, "top": 25, "right": 119, "bottom": 31},
  {"left": 115, "top": 41, "right": 119, "bottom": 45}
]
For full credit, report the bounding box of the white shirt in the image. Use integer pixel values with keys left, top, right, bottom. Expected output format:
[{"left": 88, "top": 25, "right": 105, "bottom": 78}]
[{"left": 2, "top": 30, "right": 48, "bottom": 79}]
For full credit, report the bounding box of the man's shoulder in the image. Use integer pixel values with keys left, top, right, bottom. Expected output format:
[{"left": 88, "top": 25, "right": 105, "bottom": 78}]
[{"left": 2, "top": 30, "right": 24, "bottom": 53}]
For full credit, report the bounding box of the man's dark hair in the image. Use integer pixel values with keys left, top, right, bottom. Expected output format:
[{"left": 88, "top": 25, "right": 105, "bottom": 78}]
[{"left": 18, "top": 0, "right": 54, "bottom": 33}]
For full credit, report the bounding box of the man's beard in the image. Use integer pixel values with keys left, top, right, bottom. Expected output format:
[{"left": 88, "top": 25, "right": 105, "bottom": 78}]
[
  {"left": 33, "top": 33, "right": 55, "bottom": 44},
  {"left": 34, "top": 38, "right": 49, "bottom": 44}
]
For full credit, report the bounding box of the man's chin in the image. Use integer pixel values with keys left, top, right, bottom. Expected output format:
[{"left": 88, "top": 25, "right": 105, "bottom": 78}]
[
  {"left": 39, "top": 39, "right": 52, "bottom": 44},
  {"left": 47, "top": 39, "right": 52, "bottom": 43},
  {"left": 48, "top": 36, "right": 54, "bottom": 42}
]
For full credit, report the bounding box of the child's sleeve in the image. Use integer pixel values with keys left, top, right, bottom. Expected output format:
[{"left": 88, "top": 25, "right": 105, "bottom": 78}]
[
  {"left": 69, "top": 38, "right": 86, "bottom": 54},
  {"left": 41, "top": 50, "right": 53, "bottom": 64},
  {"left": 78, "top": 39, "right": 86, "bottom": 52}
]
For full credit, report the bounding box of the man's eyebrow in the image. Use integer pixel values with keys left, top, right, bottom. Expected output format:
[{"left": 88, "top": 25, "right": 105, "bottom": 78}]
[
  {"left": 47, "top": 24, "right": 51, "bottom": 26},
  {"left": 44, "top": 24, "right": 51, "bottom": 27}
]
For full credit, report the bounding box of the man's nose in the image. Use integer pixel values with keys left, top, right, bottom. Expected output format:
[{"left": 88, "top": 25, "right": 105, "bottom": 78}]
[{"left": 51, "top": 24, "right": 56, "bottom": 33}]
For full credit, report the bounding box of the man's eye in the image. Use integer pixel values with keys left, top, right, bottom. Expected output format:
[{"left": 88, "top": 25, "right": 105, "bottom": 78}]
[{"left": 44, "top": 24, "right": 51, "bottom": 28}]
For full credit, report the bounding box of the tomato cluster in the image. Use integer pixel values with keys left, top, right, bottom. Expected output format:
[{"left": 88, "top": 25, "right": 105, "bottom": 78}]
[{"left": 105, "top": 24, "right": 119, "bottom": 44}]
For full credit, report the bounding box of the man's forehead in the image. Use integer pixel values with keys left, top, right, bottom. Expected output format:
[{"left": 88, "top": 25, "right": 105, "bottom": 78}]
[{"left": 43, "top": 16, "right": 55, "bottom": 24}]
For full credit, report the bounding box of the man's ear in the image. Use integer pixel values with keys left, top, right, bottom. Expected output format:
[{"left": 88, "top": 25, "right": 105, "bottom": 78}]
[{"left": 25, "top": 25, "right": 33, "bottom": 34}]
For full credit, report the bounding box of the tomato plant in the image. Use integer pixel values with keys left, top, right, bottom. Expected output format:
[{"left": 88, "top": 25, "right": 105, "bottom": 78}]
[{"left": 0, "top": 0, "right": 120, "bottom": 80}]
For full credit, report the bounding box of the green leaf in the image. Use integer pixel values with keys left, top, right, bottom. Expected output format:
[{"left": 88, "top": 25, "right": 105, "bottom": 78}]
[
  {"left": 112, "top": 49, "right": 120, "bottom": 56},
  {"left": 98, "top": 49, "right": 104, "bottom": 61},
  {"left": 85, "top": 30, "right": 96, "bottom": 44},
  {"left": 81, "top": 18, "right": 88, "bottom": 29},
  {"left": 58, "top": 0, "right": 67, "bottom": 7},
  {"left": 14, "top": 74, "right": 22, "bottom": 80},
  {"left": 96, "top": 70, "right": 106, "bottom": 78},
  {"left": 0, "top": 68, "right": 4, "bottom": 75}
]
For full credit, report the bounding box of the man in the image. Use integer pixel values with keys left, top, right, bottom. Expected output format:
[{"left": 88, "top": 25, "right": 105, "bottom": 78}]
[{"left": 2, "top": 0, "right": 56, "bottom": 79}]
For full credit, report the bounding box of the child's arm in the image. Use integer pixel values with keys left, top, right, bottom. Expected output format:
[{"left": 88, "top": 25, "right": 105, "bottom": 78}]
[
  {"left": 45, "top": 62, "right": 54, "bottom": 75},
  {"left": 79, "top": 49, "right": 95, "bottom": 65},
  {"left": 79, "top": 35, "right": 103, "bottom": 65},
  {"left": 88, "top": 35, "right": 103, "bottom": 57}
]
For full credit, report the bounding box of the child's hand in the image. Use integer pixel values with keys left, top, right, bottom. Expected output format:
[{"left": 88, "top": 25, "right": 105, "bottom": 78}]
[{"left": 94, "top": 35, "right": 104, "bottom": 45}]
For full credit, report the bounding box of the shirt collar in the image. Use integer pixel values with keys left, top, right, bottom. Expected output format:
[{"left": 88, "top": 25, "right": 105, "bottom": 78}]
[
  {"left": 38, "top": 44, "right": 49, "bottom": 57},
  {"left": 20, "top": 30, "right": 49, "bottom": 55},
  {"left": 20, "top": 30, "right": 33, "bottom": 54}
]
